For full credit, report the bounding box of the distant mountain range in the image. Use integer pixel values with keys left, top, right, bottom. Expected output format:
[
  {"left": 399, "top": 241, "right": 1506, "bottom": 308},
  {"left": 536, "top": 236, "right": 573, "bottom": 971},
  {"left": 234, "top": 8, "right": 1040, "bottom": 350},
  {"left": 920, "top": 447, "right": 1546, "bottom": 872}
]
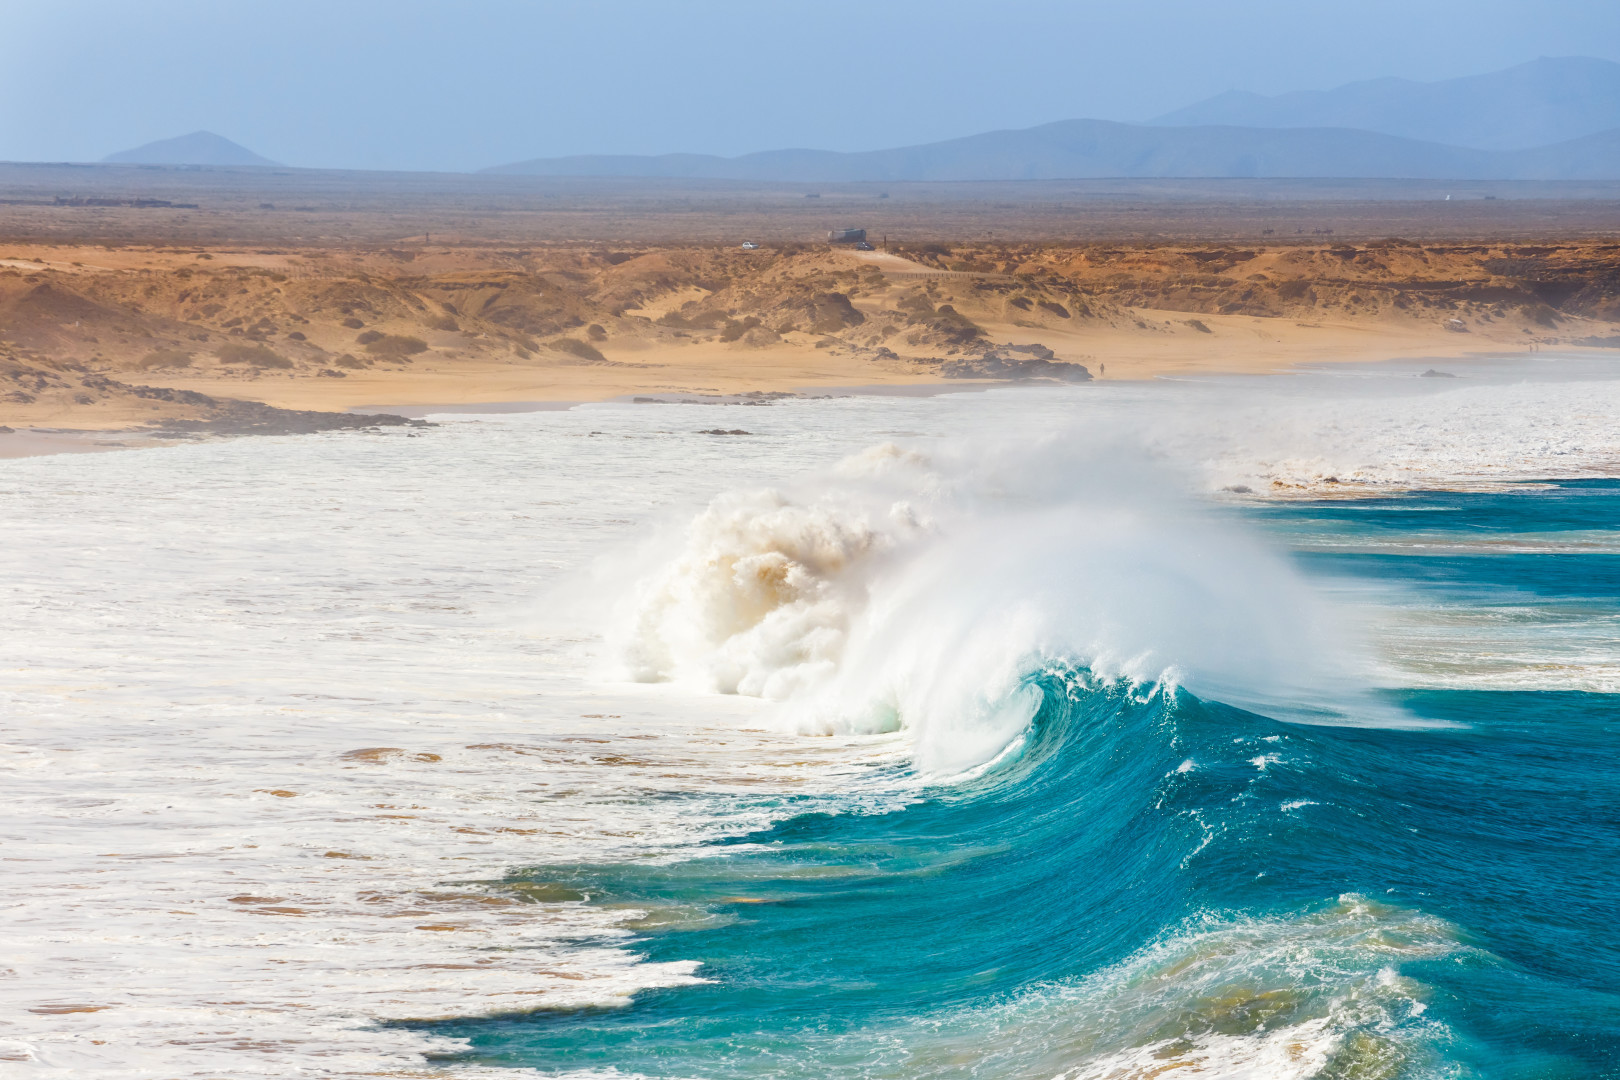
[
  {"left": 99, "top": 58, "right": 1620, "bottom": 181},
  {"left": 483, "top": 120, "right": 1620, "bottom": 182},
  {"left": 102, "top": 131, "right": 278, "bottom": 167},
  {"left": 485, "top": 56, "right": 1620, "bottom": 182},
  {"left": 1152, "top": 56, "right": 1620, "bottom": 151}
]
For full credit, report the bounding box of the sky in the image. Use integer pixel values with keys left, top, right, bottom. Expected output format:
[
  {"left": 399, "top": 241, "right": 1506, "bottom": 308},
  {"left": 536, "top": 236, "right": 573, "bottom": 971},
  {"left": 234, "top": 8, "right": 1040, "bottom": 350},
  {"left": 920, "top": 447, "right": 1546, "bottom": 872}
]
[{"left": 3, "top": 0, "right": 1620, "bottom": 172}]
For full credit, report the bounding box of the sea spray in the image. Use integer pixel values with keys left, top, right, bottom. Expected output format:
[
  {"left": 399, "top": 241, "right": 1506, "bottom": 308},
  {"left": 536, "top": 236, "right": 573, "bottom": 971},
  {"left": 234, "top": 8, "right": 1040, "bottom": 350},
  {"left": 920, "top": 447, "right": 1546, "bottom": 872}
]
[
  {"left": 622, "top": 485, "right": 924, "bottom": 698},
  {"left": 619, "top": 433, "right": 1383, "bottom": 773}
]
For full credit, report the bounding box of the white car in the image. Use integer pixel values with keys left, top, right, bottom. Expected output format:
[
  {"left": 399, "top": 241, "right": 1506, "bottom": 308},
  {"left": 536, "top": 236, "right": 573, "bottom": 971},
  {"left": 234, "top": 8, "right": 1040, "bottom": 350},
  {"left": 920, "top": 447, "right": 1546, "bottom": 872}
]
[{"left": 740, "top": 241, "right": 759, "bottom": 250}]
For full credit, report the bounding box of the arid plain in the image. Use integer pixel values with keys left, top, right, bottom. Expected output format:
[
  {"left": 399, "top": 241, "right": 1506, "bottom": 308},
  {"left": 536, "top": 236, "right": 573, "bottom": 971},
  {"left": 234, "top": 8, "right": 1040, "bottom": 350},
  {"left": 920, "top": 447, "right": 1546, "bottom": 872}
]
[{"left": 3, "top": 164, "right": 1620, "bottom": 445}]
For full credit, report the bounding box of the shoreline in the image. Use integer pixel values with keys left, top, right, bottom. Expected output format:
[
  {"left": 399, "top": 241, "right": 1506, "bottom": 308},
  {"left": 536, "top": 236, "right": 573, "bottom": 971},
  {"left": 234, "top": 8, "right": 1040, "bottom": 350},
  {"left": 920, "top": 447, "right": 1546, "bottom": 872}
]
[
  {"left": 0, "top": 379, "right": 1030, "bottom": 457},
  {"left": 348, "top": 378, "right": 1029, "bottom": 418},
  {"left": 0, "top": 427, "right": 188, "bottom": 459},
  {"left": 4, "top": 345, "right": 1605, "bottom": 460}
]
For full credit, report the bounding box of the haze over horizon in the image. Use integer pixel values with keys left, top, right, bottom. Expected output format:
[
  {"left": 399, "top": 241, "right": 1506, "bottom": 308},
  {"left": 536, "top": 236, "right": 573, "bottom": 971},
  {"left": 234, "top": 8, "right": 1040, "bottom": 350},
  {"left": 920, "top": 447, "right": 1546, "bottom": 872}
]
[{"left": 5, "top": 0, "right": 1620, "bottom": 173}]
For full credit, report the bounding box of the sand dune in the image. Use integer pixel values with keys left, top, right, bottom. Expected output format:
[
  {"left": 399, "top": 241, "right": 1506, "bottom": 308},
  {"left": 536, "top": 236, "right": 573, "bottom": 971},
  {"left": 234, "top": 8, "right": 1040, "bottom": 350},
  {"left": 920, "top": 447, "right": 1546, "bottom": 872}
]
[{"left": 1, "top": 238, "right": 1616, "bottom": 435}]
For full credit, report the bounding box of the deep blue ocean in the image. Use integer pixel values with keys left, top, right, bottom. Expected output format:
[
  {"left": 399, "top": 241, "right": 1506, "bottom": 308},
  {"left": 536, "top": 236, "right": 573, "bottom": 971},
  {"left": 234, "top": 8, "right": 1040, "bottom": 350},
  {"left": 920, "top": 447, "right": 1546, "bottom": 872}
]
[{"left": 424, "top": 480, "right": 1620, "bottom": 1078}]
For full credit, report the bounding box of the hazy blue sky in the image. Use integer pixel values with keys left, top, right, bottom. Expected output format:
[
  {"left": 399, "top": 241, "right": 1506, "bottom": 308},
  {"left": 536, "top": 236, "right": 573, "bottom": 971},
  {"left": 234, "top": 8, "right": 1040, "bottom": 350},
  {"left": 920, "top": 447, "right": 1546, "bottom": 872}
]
[{"left": 4, "top": 0, "right": 1619, "bottom": 172}]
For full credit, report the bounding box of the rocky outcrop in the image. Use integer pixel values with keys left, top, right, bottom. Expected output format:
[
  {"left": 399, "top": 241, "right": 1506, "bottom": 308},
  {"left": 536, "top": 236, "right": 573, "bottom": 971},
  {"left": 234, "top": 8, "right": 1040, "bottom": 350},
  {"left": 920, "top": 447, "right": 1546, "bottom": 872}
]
[{"left": 939, "top": 344, "right": 1092, "bottom": 382}]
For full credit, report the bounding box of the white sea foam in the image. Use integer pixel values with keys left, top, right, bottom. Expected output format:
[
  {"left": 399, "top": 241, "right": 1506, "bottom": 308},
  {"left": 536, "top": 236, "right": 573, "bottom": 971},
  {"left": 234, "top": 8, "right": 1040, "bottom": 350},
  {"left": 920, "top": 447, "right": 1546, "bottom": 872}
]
[
  {"left": 1040, "top": 898, "right": 1466, "bottom": 1080},
  {"left": 1146, "top": 361, "right": 1620, "bottom": 495},
  {"left": 822, "top": 894, "right": 1470, "bottom": 1080},
  {"left": 0, "top": 415, "right": 899, "bottom": 1076},
  {"left": 4, "top": 356, "right": 1619, "bottom": 1074}
]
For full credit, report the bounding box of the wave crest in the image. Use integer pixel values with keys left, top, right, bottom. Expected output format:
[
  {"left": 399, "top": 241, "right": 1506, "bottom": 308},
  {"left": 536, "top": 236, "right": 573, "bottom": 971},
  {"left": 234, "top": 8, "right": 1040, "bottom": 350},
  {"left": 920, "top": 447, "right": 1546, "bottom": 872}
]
[{"left": 622, "top": 436, "right": 1384, "bottom": 772}]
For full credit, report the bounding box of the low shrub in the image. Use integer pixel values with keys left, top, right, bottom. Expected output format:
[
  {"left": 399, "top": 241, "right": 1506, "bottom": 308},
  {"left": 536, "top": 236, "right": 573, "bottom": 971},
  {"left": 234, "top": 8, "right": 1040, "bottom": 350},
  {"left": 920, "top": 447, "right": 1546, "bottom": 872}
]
[
  {"left": 217, "top": 343, "right": 292, "bottom": 368},
  {"left": 550, "top": 338, "right": 606, "bottom": 363},
  {"left": 1524, "top": 303, "right": 1561, "bottom": 327},
  {"left": 659, "top": 310, "right": 728, "bottom": 330},
  {"left": 363, "top": 334, "right": 429, "bottom": 358},
  {"left": 136, "top": 348, "right": 192, "bottom": 369},
  {"left": 719, "top": 316, "right": 762, "bottom": 342}
]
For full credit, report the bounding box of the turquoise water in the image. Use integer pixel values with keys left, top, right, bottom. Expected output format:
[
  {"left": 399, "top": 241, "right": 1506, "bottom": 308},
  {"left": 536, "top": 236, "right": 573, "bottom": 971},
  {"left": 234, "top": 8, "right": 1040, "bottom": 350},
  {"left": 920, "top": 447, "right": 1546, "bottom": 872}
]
[{"left": 424, "top": 480, "right": 1620, "bottom": 1078}]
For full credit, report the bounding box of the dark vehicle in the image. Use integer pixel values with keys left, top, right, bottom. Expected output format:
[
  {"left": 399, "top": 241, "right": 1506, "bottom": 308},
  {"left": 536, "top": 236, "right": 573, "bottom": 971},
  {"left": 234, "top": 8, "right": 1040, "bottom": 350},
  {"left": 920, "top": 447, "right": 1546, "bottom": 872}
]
[{"left": 854, "top": 241, "right": 874, "bottom": 251}]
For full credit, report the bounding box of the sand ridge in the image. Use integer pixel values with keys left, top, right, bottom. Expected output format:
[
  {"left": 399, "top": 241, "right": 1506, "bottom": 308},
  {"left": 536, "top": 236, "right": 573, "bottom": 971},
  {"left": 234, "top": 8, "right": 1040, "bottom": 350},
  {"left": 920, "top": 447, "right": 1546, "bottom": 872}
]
[{"left": 0, "top": 237, "right": 1616, "bottom": 432}]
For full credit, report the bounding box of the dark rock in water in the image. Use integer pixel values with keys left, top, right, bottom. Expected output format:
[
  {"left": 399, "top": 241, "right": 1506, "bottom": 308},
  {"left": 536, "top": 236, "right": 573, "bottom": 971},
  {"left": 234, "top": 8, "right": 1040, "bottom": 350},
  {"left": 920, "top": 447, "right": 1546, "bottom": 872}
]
[
  {"left": 74, "top": 375, "right": 427, "bottom": 437},
  {"left": 142, "top": 396, "right": 429, "bottom": 437},
  {"left": 163, "top": 406, "right": 425, "bottom": 436},
  {"left": 0, "top": 425, "right": 14, "bottom": 434},
  {"left": 57, "top": 376, "right": 424, "bottom": 439},
  {"left": 698, "top": 429, "right": 753, "bottom": 436},
  {"left": 941, "top": 344, "right": 1092, "bottom": 382},
  {"left": 1420, "top": 368, "right": 1458, "bottom": 378}
]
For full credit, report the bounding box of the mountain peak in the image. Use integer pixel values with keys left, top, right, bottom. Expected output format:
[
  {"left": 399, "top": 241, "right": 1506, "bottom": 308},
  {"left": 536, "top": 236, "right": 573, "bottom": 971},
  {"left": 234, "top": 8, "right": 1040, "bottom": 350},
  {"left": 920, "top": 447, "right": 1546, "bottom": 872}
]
[{"left": 102, "top": 131, "right": 279, "bottom": 167}]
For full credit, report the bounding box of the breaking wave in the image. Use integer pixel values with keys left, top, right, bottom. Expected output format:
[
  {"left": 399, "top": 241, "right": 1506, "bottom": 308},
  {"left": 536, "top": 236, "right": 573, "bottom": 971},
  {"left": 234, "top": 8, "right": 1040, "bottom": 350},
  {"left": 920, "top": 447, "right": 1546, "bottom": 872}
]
[
  {"left": 413, "top": 430, "right": 1620, "bottom": 1080},
  {"left": 623, "top": 436, "right": 1390, "bottom": 774}
]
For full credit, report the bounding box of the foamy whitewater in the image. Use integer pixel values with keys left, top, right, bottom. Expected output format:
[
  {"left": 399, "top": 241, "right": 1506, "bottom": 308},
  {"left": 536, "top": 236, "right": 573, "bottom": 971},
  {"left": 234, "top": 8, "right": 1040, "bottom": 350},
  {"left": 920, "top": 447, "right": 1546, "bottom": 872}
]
[{"left": 4, "top": 355, "right": 1620, "bottom": 1077}]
